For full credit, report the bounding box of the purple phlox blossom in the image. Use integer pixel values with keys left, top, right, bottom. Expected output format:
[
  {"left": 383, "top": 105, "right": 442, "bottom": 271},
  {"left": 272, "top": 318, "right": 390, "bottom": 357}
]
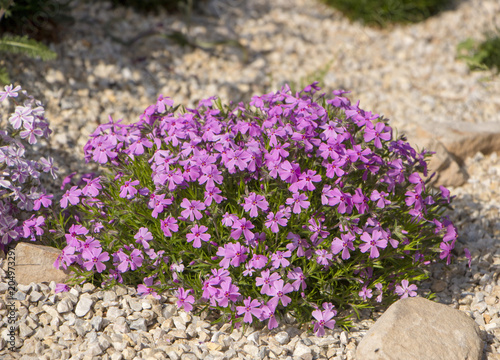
[
  {"left": 156, "top": 94, "right": 174, "bottom": 113},
  {"left": 0, "top": 84, "right": 21, "bottom": 101},
  {"left": 307, "top": 217, "right": 329, "bottom": 246},
  {"left": 259, "top": 303, "right": 279, "bottom": 330},
  {"left": 287, "top": 267, "right": 307, "bottom": 291},
  {"left": 82, "top": 247, "right": 109, "bottom": 273},
  {"left": 204, "top": 186, "right": 225, "bottom": 206},
  {"left": 53, "top": 245, "right": 76, "bottom": 270},
  {"left": 395, "top": 280, "right": 418, "bottom": 299},
  {"left": 319, "top": 120, "right": 343, "bottom": 141},
  {"left": 269, "top": 142, "right": 290, "bottom": 161},
  {"left": 256, "top": 269, "right": 281, "bottom": 296},
  {"left": 161, "top": 216, "right": 178, "bottom": 237},
  {"left": 405, "top": 189, "right": 424, "bottom": 211},
  {"left": 198, "top": 164, "right": 223, "bottom": 189},
  {"left": 266, "top": 127, "right": 287, "bottom": 147},
  {"left": 440, "top": 185, "right": 451, "bottom": 203},
  {"left": 442, "top": 224, "right": 458, "bottom": 243},
  {"left": 278, "top": 160, "right": 300, "bottom": 184},
  {"left": 249, "top": 254, "right": 268, "bottom": 269},
  {"left": 160, "top": 168, "right": 184, "bottom": 191},
  {"left": 82, "top": 176, "right": 102, "bottom": 197},
  {"left": 137, "top": 276, "right": 161, "bottom": 299},
  {"left": 217, "top": 280, "right": 240, "bottom": 308},
  {"left": 285, "top": 192, "right": 310, "bottom": 214},
  {"left": 324, "top": 157, "right": 347, "bottom": 178},
  {"left": 92, "top": 221, "right": 104, "bottom": 233},
  {"left": 115, "top": 248, "right": 144, "bottom": 272},
  {"left": 315, "top": 249, "right": 333, "bottom": 266},
  {"left": 222, "top": 212, "right": 239, "bottom": 227},
  {"left": 180, "top": 198, "right": 206, "bottom": 221},
  {"left": 243, "top": 262, "right": 255, "bottom": 276},
  {"left": 65, "top": 224, "right": 89, "bottom": 247},
  {"left": 216, "top": 242, "right": 248, "bottom": 268},
  {"left": 128, "top": 135, "right": 153, "bottom": 156},
  {"left": 33, "top": 193, "right": 53, "bottom": 211},
  {"left": 149, "top": 193, "right": 173, "bottom": 218},
  {"left": 286, "top": 232, "right": 312, "bottom": 258},
  {"left": 226, "top": 148, "right": 251, "bottom": 173},
  {"left": 20, "top": 121, "right": 43, "bottom": 144},
  {"left": 88, "top": 135, "right": 118, "bottom": 164},
  {"left": 267, "top": 279, "right": 294, "bottom": 310},
  {"left": 175, "top": 287, "right": 195, "bottom": 312},
  {"left": 22, "top": 215, "right": 45, "bottom": 240},
  {"left": 289, "top": 169, "right": 322, "bottom": 192},
  {"left": 60, "top": 186, "right": 82, "bottom": 208},
  {"left": 312, "top": 305, "right": 336, "bottom": 337},
  {"left": 358, "top": 286, "right": 373, "bottom": 301},
  {"left": 9, "top": 106, "right": 33, "bottom": 129},
  {"left": 231, "top": 217, "right": 255, "bottom": 242},
  {"left": 60, "top": 171, "right": 77, "bottom": 190},
  {"left": 346, "top": 144, "right": 371, "bottom": 163},
  {"left": 236, "top": 297, "right": 262, "bottom": 324},
  {"left": 387, "top": 159, "right": 405, "bottom": 185},
  {"left": 119, "top": 179, "right": 140, "bottom": 199},
  {"left": 363, "top": 122, "right": 391, "bottom": 148},
  {"left": 439, "top": 241, "right": 454, "bottom": 265},
  {"left": 134, "top": 227, "right": 153, "bottom": 248},
  {"left": 408, "top": 172, "right": 425, "bottom": 194},
  {"left": 54, "top": 283, "right": 70, "bottom": 293},
  {"left": 265, "top": 211, "right": 288, "bottom": 233},
  {"left": 242, "top": 192, "right": 269, "bottom": 217},
  {"left": 78, "top": 236, "right": 101, "bottom": 254},
  {"left": 370, "top": 189, "right": 391, "bottom": 209},
  {"left": 186, "top": 224, "right": 211, "bottom": 248},
  {"left": 359, "top": 230, "right": 388, "bottom": 259},
  {"left": 326, "top": 187, "right": 352, "bottom": 214},
  {"left": 464, "top": 248, "right": 472, "bottom": 268},
  {"left": 271, "top": 250, "right": 291, "bottom": 269},
  {"left": 352, "top": 188, "right": 369, "bottom": 215}
]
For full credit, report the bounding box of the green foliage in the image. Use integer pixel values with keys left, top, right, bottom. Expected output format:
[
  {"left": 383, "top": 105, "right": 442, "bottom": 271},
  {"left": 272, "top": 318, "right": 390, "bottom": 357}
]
[
  {"left": 322, "top": 0, "right": 453, "bottom": 28},
  {"left": 457, "top": 32, "right": 500, "bottom": 74},
  {"left": 0, "top": 34, "right": 57, "bottom": 60}
]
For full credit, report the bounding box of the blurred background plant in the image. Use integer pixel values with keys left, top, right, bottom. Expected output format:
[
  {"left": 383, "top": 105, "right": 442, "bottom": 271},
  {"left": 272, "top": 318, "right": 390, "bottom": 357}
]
[
  {"left": 457, "top": 29, "right": 500, "bottom": 74},
  {"left": 106, "top": 0, "right": 206, "bottom": 13},
  {"left": 0, "top": 0, "right": 73, "bottom": 85},
  {"left": 322, "top": 0, "right": 453, "bottom": 28}
]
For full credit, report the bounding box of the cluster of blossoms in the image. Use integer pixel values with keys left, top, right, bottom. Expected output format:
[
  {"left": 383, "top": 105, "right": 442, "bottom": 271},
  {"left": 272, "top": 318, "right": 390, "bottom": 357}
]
[
  {"left": 0, "top": 84, "right": 58, "bottom": 250},
  {"left": 52, "top": 83, "right": 463, "bottom": 335}
]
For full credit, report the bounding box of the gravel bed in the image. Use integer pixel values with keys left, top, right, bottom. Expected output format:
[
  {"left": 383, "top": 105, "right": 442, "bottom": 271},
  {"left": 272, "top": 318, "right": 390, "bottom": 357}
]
[{"left": 1, "top": 0, "right": 500, "bottom": 359}]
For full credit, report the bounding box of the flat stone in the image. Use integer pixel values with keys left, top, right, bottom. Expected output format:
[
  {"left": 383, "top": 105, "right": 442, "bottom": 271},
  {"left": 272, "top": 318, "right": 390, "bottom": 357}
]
[
  {"left": 129, "top": 318, "right": 148, "bottom": 332},
  {"left": 12, "top": 242, "right": 73, "bottom": 285},
  {"left": 106, "top": 307, "right": 125, "bottom": 320},
  {"left": 356, "top": 297, "right": 483, "bottom": 360},
  {"left": 275, "top": 331, "right": 290, "bottom": 345},
  {"left": 75, "top": 296, "right": 94, "bottom": 317}
]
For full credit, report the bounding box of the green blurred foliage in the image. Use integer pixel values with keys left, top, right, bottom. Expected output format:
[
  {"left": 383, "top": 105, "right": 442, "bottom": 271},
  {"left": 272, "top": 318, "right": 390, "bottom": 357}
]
[{"left": 457, "top": 32, "right": 500, "bottom": 74}]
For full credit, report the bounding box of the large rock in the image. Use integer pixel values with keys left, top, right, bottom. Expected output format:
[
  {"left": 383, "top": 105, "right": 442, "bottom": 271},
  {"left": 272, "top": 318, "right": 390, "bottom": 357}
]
[
  {"left": 409, "top": 121, "right": 500, "bottom": 187},
  {"left": 4, "top": 242, "right": 73, "bottom": 285},
  {"left": 356, "top": 297, "right": 483, "bottom": 360}
]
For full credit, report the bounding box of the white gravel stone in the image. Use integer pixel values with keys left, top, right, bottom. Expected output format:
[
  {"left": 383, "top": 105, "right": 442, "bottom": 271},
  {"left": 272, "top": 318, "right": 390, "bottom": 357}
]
[{"left": 75, "top": 296, "right": 94, "bottom": 317}]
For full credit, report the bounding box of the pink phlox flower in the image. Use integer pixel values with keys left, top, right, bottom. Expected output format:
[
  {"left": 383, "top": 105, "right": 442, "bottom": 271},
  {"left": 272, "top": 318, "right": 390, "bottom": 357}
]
[
  {"left": 39, "top": 156, "right": 58, "bottom": 179},
  {"left": 222, "top": 212, "right": 239, "bottom": 227},
  {"left": 255, "top": 269, "right": 281, "bottom": 296},
  {"left": 439, "top": 241, "right": 454, "bottom": 265},
  {"left": 286, "top": 232, "right": 311, "bottom": 258},
  {"left": 231, "top": 217, "right": 255, "bottom": 242},
  {"left": 82, "top": 176, "right": 102, "bottom": 197},
  {"left": 307, "top": 217, "right": 329, "bottom": 246},
  {"left": 82, "top": 247, "right": 109, "bottom": 273},
  {"left": 405, "top": 189, "right": 424, "bottom": 211},
  {"left": 395, "top": 280, "right": 418, "bottom": 299},
  {"left": 198, "top": 164, "right": 223, "bottom": 189},
  {"left": 370, "top": 189, "right": 391, "bottom": 209},
  {"left": 65, "top": 224, "right": 89, "bottom": 247},
  {"left": 149, "top": 193, "right": 173, "bottom": 218},
  {"left": 236, "top": 297, "right": 262, "bottom": 324},
  {"left": 387, "top": 159, "right": 405, "bottom": 184},
  {"left": 315, "top": 249, "right": 332, "bottom": 266},
  {"left": 243, "top": 262, "right": 255, "bottom": 276},
  {"left": 312, "top": 306, "right": 336, "bottom": 337},
  {"left": 204, "top": 186, "right": 225, "bottom": 206},
  {"left": 180, "top": 137, "right": 201, "bottom": 157},
  {"left": 175, "top": 287, "right": 196, "bottom": 312},
  {"left": 285, "top": 192, "right": 310, "bottom": 214},
  {"left": 269, "top": 142, "right": 290, "bottom": 160},
  {"left": 375, "top": 283, "right": 384, "bottom": 303},
  {"left": 9, "top": 106, "right": 33, "bottom": 129},
  {"left": 0, "top": 84, "right": 21, "bottom": 101},
  {"left": 440, "top": 185, "right": 451, "bottom": 203},
  {"left": 128, "top": 135, "right": 153, "bottom": 156},
  {"left": 289, "top": 169, "right": 322, "bottom": 192},
  {"left": 442, "top": 224, "right": 457, "bottom": 243},
  {"left": 137, "top": 276, "right": 161, "bottom": 300},
  {"left": 319, "top": 120, "right": 342, "bottom": 141},
  {"left": 267, "top": 279, "right": 294, "bottom": 310},
  {"left": 242, "top": 192, "right": 269, "bottom": 217},
  {"left": 22, "top": 216, "right": 44, "bottom": 240},
  {"left": 259, "top": 303, "right": 279, "bottom": 330},
  {"left": 278, "top": 160, "right": 300, "bottom": 183},
  {"left": 119, "top": 179, "right": 140, "bottom": 199},
  {"left": 54, "top": 283, "right": 70, "bottom": 293},
  {"left": 249, "top": 254, "right": 268, "bottom": 269},
  {"left": 186, "top": 224, "right": 211, "bottom": 248},
  {"left": 287, "top": 267, "right": 307, "bottom": 291},
  {"left": 216, "top": 242, "right": 248, "bottom": 268},
  {"left": 346, "top": 144, "right": 371, "bottom": 163},
  {"left": 324, "top": 157, "right": 346, "bottom": 178},
  {"left": 60, "top": 186, "right": 82, "bottom": 208},
  {"left": 408, "top": 172, "right": 425, "bottom": 194},
  {"left": 78, "top": 236, "right": 101, "bottom": 254},
  {"left": 160, "top": 216, "right": 178, "bottom": 237},
  {"left": 226, "top": 149, "right": 251, "bottom": 172},
  {"left": 359, "top": 230, "right": 388, "bottom": 259},
  {"left": 180, "top": 198, "right": 206, "bottom": 221},
  {"left": 217, "top": 280, "right": 240, "bottom": 308},
  {"left": 266, "top": 127, "right": 287, "bottom": 147},
  {"left": 265, "top": 211, "right": 288, "bottom": 233},
  {"left": 352, "top": 188, "right": 369, "bottom": 215},
  {"left": 363, "top": 122, "right": 391, "bottom": 148},
  {"left": 358, "top": 286, "right": 373, "bottom": 301},
  {"left": 163, "top": 168, "right": 184, "bottom": 191},
  {"left": 271, "top": 250, "right": 291, "bottom": 269},
  {"left": 156, "top": 94, "right": 174, "bottom": 113},
  {"left": 53, "top": 245, "right": 76, "bottom": 270},
  {"left": 327, "top": 188, "right": 352, "bottom": 214},
  {"left": 134, "top": 227, "right": 153, "bottom": 248},
  {"left": 20, "top": 121, "right": 43, "bottom": 144}
]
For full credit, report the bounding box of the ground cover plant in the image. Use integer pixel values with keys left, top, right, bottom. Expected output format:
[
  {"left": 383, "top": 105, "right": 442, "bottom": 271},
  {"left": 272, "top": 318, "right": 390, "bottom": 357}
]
[
  {"left": 322, "top": 0, "right": 453, "bottom": 28},
  {"left": 457, "top": 30, "right": 500, "bottom": 74},
  {"left": 0, "top": 84, "right": 58, "bottom": 251},
  {"left": 39, "top": 83, "right": 463, "bottom": 335}
]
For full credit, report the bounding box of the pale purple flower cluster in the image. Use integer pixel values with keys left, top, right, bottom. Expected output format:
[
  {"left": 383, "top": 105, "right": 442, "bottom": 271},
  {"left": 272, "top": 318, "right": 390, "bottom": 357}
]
[
  {"left": 54, "top": 84, "right": 462, "bottom": 335},
  {"left": 0, "top": 85, "right": 57, "bottom": 250}
]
